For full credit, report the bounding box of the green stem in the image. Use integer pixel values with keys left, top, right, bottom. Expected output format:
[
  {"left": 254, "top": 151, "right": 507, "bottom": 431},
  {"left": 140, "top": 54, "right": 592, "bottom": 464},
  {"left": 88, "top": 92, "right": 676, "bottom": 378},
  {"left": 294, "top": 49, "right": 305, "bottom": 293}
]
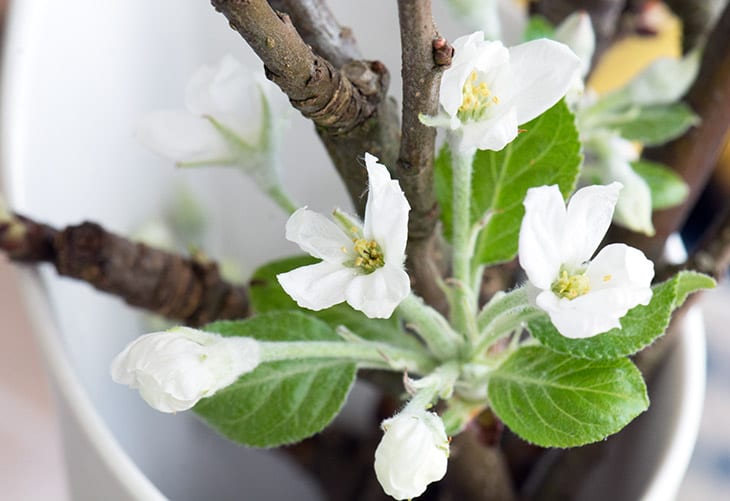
[
  {"left": 473, "top": 287, "right": 541, "bottom": 355},
  {"left": 266, "top": 185, "right": 299, "bottom": 215},
  {"left": 398, "top": 294, "right": 462, "bottom": 360},
  {"left": 451, "top": 148, "right": 478, "bottom": 341},
  {"left": 403, "top": 362, "right": 461, "bottom": 413},
  {"left": 259, "top": 339, "right": 436, "bottom": 374}
]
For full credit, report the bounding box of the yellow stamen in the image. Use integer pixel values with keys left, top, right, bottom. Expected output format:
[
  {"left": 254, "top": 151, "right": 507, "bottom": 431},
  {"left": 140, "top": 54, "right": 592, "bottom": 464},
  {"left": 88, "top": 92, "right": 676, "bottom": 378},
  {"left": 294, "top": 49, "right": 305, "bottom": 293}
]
[
  {"left": 351, "top": 238, "right": 385, "bottom": 274},
  {"left": 603, "top": 274, "right": 612, "bottom": 282},
  {"left": 458, "top": 70, "right": 500, "bottom": 122},
  {"left": 552, "top": 269, "right": 591, "bottom": 300}
]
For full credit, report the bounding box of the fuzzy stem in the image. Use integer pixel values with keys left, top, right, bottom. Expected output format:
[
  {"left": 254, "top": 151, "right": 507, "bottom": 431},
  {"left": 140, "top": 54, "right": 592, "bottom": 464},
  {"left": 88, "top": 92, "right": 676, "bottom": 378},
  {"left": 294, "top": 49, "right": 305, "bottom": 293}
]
[
  {"left": 258, "top": 339, "right": 435, "bottom": 374},
  {"left": 398, "top": 294, "right": 462, "bottom": 360},
  {"left": 451, "top": 148, "right": 478, "bottom": 340}
]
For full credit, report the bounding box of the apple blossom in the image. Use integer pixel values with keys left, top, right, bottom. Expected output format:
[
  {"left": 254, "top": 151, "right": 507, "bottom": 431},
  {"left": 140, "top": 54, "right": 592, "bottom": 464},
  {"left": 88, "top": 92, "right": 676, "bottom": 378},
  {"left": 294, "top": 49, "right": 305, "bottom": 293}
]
[
  {"left": 136, "top": 55, "right": 293, "bottom": 207},
  {"left": 518, "top": 183, "right": 654, "bottom": 339},
  {"left": 420, "top": 31, "right": 580, "bottom": 153},
  {"left": 277, "top": 153, "right": 410, "bottom": 319},
  {"left": 374, "top": 409, "right": 449, "bottom": 500},
  {"left": 554, "top": 12, "right": 595, "bottom": 80},
  {"left": 111, "top": 326, "right": 260, "bottom": 413}
]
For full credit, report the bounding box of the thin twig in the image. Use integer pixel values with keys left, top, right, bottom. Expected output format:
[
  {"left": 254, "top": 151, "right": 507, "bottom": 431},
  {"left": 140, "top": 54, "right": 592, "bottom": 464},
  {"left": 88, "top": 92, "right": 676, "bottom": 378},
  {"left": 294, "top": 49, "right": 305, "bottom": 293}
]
[
  {"left": 268, "top": 0, "right": 360, "bottom": 68},
  {"left": 1, "top": 214, "right": 249, "bottom": 326},
  {"left": 396, "top": 0, "right": 449, "bottom": 308}
]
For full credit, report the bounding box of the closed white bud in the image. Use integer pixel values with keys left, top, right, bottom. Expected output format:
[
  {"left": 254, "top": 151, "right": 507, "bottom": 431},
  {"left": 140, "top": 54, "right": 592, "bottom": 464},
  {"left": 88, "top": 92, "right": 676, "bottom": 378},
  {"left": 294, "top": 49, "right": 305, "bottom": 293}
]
[
  {"left": 111, "top": 326, "right": 260, "bottom": 413},
  {"left": 374, "top": 410, "right": 449, "bottom": 500}
]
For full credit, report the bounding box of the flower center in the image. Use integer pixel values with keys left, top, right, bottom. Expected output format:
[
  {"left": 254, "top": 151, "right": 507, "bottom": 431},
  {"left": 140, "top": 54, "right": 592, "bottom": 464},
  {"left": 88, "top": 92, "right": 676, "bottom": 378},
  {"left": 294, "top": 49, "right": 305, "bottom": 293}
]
[
  {"left": 352, "top": 238, "right": 385, "bottom": 274},
  {"left": 551, "top": 268, "right": 591, "bottom": 300},
  {"left": 458, "top": 70, "right": 499, "bottom": 122}
]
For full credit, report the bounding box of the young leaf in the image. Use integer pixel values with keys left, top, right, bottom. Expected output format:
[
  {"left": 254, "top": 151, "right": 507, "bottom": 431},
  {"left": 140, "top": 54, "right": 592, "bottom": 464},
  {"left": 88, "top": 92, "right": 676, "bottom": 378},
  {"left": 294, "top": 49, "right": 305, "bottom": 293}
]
[
  {"left": 632, "top": 160, "right": 689, "bottom": 210},
  {"left": 194, "top": 312, "right": 356, "bottom": 448},
  {"left": 609, "top": 103, "right": 699, "bottom": 146},
  {"left": 473, "top": 100, "right": 581, "bottom": 265},
  {"left": 527, "top": 271, "right": 715, "bottom": 360},
  {"left": 434, "top": 100, "right": 581, "bottom": 265},
  {"left": 248, "top": 255, "right": 422, "bottom": 351},
  {"left": 488, "top": 346, "right": 648, "bottom": 448}
]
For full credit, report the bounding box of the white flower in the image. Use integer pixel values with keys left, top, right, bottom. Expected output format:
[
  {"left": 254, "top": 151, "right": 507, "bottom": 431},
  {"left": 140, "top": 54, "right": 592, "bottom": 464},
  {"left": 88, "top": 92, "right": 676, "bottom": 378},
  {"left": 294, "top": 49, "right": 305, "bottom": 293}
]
[
  {"left": 277, "top": 154, "right": 410, "bottom": 319},
  {"left": 420, "top": 32, "right": 580, "bottom": 154},
  {"left": 374, "top": 410, "right": 449, "bottom": 500},
  {"left": 111, "top": 326, "right": 260, "bottom": 413},
  {"left": 136, "top": 54, "right": 290, "bottom": 190},
  {"left": 518, "top": 183, "right": 654, "bottom": 339},
  {"left": 584, "top": 133, "right": 654, "bottom": 235}
]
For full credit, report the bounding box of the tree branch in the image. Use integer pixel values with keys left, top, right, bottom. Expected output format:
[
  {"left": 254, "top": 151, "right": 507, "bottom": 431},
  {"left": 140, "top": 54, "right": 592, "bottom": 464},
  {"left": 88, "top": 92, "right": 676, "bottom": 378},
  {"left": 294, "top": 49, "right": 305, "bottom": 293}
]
[
  {"left": 267, "top": 0, "right": 360, "bottom": 68},
  {"left": 609, "top": 3, "right": 730, "bottom": 260},
  {"left": 396, "top": 0, "right": 450, "bottom": 308},
  {"left": 211, "top": 0, "right": 400, "bottom": 215},
  {"left": 1, "top": 214, "right": 249, "bottom": 326}
]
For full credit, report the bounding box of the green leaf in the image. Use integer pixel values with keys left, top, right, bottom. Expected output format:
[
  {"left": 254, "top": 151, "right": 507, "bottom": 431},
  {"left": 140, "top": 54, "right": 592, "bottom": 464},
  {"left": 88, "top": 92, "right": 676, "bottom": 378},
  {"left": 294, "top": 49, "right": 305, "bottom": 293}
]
[
  {"left": 488, "top": 346, "right": 648, "bottom": 447},
  {"left": 609, "top": 103, "right": 699, "bottom": 146},
  {"left": 195, "top": 312, "right": 356, "bottom": 448},
  {"left": 632, "top": 160, "right": 689, "bottom": 210},
  {"left": 248, "top": 255, "right": 422, "bottom": 351},
  {"left": 524, "top": 15, "right": 555, "bottom": 41},
  {"left": 527, "top": 271, "right": 715, "bottom": 360},
  {"left": 473, "top": 100, "right": 581, "bottom": 265},
  {"left": 435, "top": 101, "right": 581, "bottom": 265}
]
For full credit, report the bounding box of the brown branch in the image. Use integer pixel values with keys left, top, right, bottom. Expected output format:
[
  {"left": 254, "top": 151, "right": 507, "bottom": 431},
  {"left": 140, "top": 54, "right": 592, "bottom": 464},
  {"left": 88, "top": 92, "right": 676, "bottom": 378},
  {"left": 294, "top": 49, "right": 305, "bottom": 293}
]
[
  {"left": 396, "top": 0, "right": 448, "bottom": 308},
  {"left": 211, "top": 0, "right": 400, "bottom": 215},
  {"left": 663, "top": 0, "right": 721, "bottom": 52},
  {"left": 267, "top": 0, "right": 360, "bottom": 68},
  {"left": 1, "top": 214, "right": 249, "bottom": 326},
  {"left": 608, "top": 3, "right": 730, "bottom": 261}
]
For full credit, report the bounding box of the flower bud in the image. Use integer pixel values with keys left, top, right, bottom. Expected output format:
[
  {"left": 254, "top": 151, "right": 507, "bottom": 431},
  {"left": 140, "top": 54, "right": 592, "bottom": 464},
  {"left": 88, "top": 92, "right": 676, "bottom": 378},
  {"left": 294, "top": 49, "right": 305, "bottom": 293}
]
[
  {"left": 111, "top": 327, "right": 260, "bottom": 413},
  {"left": 555, "top": 12, "right": 596, "bottom": 79},
  {"left": 622, "top": 50, "right": 700, "bottom": 106},
  {"left": 374, "top": 410, "right": 449, "bottom": 500}
]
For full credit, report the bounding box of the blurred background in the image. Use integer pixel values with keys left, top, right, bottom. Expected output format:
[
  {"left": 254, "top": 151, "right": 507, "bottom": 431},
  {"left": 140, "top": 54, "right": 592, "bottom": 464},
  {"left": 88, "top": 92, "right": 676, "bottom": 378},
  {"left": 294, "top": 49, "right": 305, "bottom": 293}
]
[{"left": 1, "top": 0, "right": 729, "bottom": 499}]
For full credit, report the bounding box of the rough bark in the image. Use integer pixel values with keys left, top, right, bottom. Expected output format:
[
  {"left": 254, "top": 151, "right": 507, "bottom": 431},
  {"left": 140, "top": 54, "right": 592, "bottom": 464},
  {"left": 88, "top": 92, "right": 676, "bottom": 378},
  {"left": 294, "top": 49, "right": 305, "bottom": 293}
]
[
  {"left": 268, "top": 0, "right": 360, "bottom": 68},
  {"left": 396, "top": 0, "right": 450, "bottom": 309},
  {"left": 1, "top": 214, "right": 249, "bottom": 326}
]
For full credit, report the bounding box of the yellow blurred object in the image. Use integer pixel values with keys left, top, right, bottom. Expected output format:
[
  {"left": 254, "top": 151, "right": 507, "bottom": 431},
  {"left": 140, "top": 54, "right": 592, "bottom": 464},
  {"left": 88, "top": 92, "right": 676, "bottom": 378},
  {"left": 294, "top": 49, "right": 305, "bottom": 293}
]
[{"left": 588, "top": 2, "right": 682, "bottom": 94}]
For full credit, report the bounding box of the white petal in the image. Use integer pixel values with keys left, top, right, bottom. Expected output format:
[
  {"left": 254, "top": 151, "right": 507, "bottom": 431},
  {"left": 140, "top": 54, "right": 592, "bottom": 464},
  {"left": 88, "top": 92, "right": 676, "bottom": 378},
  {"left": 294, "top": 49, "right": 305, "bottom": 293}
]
[
  {"left": 285, "top": 208, "right": 353, "bottom": 263},
  {"left": 363, "top": 154, "right": 410, "bottom": 262},
  {"left": 586, "top": 243, "right": 654, "bottom": 301},
  {"left": 185, "top": 55, "right": 263, "bottom": 141},
  {"left": 507, "top": 39, "right": 581, "bottom": 124},
  {"left": 345, "top": 265, "right": 410, "bottom": 319},
  {"left": 277, "top": 261, "right": 355, "bottom": 311},
  {"left": 562, "top": 183, "right": 622, "bottom": 266},
  {"left": 136, "top": 111, "right": 232, "bottom": 164},
  {"left": 536, "top": 290, "right": 623, "bottom": 339},
  {"left": 418, "top": 112, "right": 456, "bottom": 129},
  {"left": 554, "top": 12, "right": 596, "bottom": 78},
  {"left": 461, "top": 107, "right": 519, "bottom": 152},
  {"left": 519, "top": 185, "right": 566, "bottom": 290}
]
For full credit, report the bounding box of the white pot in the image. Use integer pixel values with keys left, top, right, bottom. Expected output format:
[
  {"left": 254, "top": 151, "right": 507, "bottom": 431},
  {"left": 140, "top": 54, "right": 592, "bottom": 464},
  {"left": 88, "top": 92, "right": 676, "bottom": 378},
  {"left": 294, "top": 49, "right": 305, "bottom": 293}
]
[{"left": 1, "top": 1, "right": 705, "bottom": 500}]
